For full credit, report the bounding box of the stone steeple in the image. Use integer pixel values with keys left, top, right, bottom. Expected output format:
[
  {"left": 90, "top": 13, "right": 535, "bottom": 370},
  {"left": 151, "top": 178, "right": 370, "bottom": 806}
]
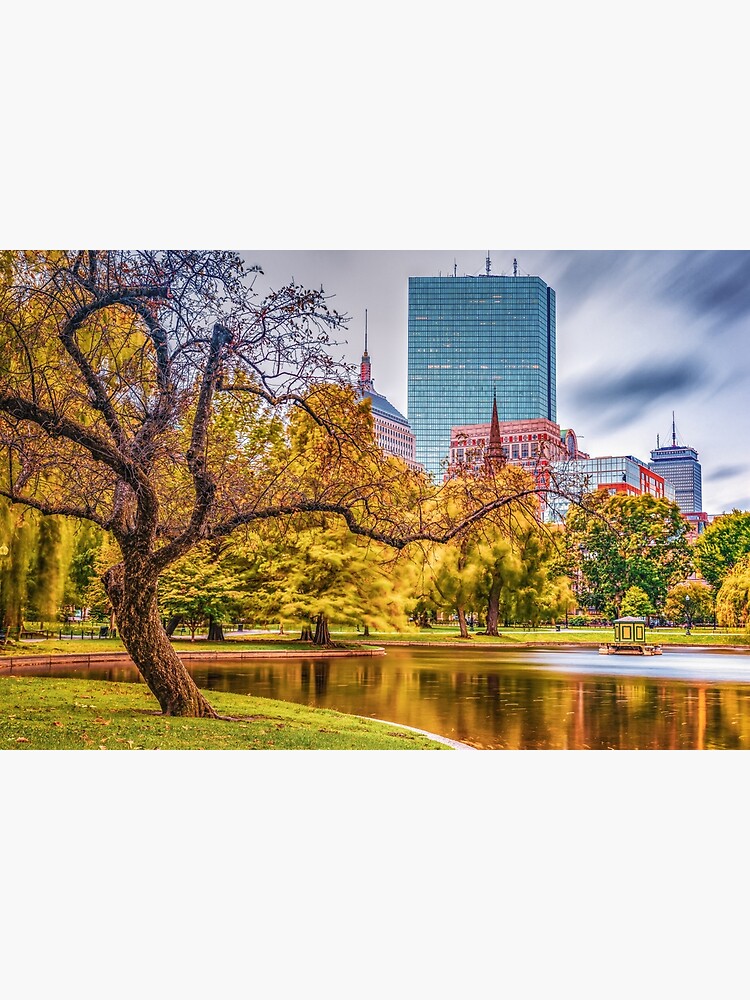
[{"left": 484, "top": 390, "right": 504, "bottom": 467}]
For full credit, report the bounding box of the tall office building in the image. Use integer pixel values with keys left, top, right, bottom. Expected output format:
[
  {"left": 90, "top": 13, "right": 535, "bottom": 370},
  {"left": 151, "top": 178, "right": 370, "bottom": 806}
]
[
  {"left": 648, "top": 415, "right": 703, "bottom": 515},
  {"left": 407, "top": 267, "right": 556, "bottom": 479}
]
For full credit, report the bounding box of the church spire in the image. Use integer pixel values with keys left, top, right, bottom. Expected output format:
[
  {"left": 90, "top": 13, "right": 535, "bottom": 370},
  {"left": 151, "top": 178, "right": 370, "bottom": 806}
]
[
  {"left": 485, "top": 389, "right": 504, "bottom": 467},
  {"left": 359, "top": 309, "right": 372, "bottom": 388}
]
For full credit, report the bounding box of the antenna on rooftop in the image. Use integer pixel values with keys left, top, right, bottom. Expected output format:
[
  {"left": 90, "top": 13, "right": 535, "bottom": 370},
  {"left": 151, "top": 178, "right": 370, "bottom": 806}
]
[
  {"left": 364, "top": 308, "right": 368, "bottom": 353},
  {"left": 454, "top": 259, "right": 457, "bottom": 277},
  {"left": 513, "top": 257, "right": 518, "bottom": 277},
  {"left": 485, "top": 251, "right": 491, "bottom": 276},
  {"left": 672, "top": 411, "right": 677, "bottom": 447},
  {"left": 657, "top": 433, "right": 660, "bottom": 449}
]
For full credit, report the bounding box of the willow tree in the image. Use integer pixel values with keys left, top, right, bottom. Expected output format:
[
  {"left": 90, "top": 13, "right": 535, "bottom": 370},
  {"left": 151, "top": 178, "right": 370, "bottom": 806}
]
[
  {"left": 714, "top": 555, "right": 750, "bottom": 629},
  {"left": 0, "top": 250, "right": 550, "bottom": 717},
  {"left": 0, "top": 499, "right": 37, "bottom": 632},
  {"left": 228, "top": 397, "right": 420, "bottom": 644},
  {"left": 236, "top": 515, "right": 417, "bottom": 644},
  {"left": 419, "top": 466, "right": 549, "bottom": 637},
  {"left": 0, "top": 499, "right": 77, "bottom": 631}
]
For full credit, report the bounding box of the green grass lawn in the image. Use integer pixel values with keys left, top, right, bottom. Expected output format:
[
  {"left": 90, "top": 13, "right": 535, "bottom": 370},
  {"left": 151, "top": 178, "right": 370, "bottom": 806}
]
[
  {"left": 331, "top": 625, "right": 750, "bottom": 648},
  {"left": 4, "top": 625, "right": 749, "bottom": 660},
  {"left": 0, "top": 635, "right": 369, "bottom": 658},
  {"left": 0, "top": 676, "right": 449, "bottom": 750}
]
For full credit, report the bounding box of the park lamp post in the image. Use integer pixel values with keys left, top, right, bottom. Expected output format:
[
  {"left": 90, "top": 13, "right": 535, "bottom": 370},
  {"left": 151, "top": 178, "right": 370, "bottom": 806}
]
[{"left": 685, "top": 593, "right": 691, "bottom": 633}]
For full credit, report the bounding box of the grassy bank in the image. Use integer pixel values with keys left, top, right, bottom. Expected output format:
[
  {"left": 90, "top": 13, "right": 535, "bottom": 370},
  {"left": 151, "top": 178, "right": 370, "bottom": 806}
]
[
  {"left": 0, "top": 635, "right": 370, "bottom": 658},
  {"left": 0, "top": 676, "right": 449, "bottom": 750},
  {"left": 3, "top": 625, "right": 749, "bottom": 660},
  {"left": 331, "top": 626, "right": 750, "bottom": 649}
]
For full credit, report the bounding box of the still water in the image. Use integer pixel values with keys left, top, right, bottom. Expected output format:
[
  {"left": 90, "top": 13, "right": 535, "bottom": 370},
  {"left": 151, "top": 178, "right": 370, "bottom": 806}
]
[{"left": 23, "top": 645, "right": 750, "bottom": 749}]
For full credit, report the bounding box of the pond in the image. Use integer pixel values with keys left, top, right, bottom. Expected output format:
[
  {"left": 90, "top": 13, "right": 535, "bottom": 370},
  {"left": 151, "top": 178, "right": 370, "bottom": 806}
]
[{"left": 16, "top": 644, "right": 750, "bottom": 749}]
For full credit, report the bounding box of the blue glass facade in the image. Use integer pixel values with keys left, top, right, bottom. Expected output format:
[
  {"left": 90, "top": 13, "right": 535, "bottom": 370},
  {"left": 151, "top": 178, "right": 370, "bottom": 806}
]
[
  {"left": 407, "top": 275, "right": 556, "bottom": 479},
  {"left": 649, "top": 445, "right": 702, "bottom": 513}
]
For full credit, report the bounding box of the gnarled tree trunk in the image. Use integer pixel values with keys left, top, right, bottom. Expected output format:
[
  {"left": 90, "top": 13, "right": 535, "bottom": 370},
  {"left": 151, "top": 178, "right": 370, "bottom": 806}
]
[
  {"left": 104, "top": 561, "right": 217, "bottom": 718},
  {"left": 207, "top": 617, "right": 225, "bottom": 641},
  {"left": 485, "top": 581, "right": 501, "bottom": 637},
  {"left": 313, "top": 612, "right": 332, "bottom": 647}
]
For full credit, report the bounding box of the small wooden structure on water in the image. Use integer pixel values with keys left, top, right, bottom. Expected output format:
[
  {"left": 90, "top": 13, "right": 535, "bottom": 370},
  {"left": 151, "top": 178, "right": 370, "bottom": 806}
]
[{"left": 599, "top": 617, "right": 663, "bottom": 656}]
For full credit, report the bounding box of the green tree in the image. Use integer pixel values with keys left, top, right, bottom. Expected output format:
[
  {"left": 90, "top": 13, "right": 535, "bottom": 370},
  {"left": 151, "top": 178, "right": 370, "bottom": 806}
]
[
  {"left": 499, "top": 518, "right": 573, "bottom": 628},
  {"left": 694, "top": 510, "right": 750, "bottom": 588},
  {"left": 64, "top": 524, "right": 105, "bottom": 613},
  {"left": 239, "top": 517, "right": 415, "bottom": 645},
  {"left": 424, "top": 532, "right": 485, "bottom": 639},
  {"left": 715, "top": 554, "right": 750, "bottom": 629},
  {"left": 159, "top": 547, "right": 243, "bottom": 640},
  {"left": 82, "top": 533, "right": 121, "bottom": 628},
  {"left": 424, "top": 500, "right": 573, "bottom": 636},
  {"left": 25, "top": 515, "right": 75, "bottom": 624},
  {"left": 663, "top": 580, "right": 714, "bottom": 626},
  {"left": 620, "top": 585, "right": 655, "bottom": 618},
  {"left": 0, "top": 500, "right": 37, "bottom": 633},
  {"left": 565, "top": 492, "right": 691, "bottom": 619}
]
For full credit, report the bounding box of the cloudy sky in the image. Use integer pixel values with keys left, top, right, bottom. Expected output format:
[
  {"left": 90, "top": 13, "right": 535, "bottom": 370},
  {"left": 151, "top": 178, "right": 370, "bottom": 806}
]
[{"left": 242, "top": 250, "right": 750, "bottom": 515}]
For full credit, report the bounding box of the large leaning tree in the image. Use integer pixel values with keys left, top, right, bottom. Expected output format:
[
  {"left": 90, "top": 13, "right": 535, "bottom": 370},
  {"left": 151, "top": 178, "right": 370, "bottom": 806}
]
[{"left": 0, "top": 250, "right": 548, "bottom": 718}]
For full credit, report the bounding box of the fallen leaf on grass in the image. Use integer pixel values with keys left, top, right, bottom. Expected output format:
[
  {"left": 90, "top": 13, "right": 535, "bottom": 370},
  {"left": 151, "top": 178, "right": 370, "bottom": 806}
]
[
  {"left": 93, "top": 717, "right": 111, "bottom": 725},
  {"left": 53, "top": 721, "right": 63, "bottom": 727},
  {"left": 16, "top": 737, "right": 30, "bottom": 743}
]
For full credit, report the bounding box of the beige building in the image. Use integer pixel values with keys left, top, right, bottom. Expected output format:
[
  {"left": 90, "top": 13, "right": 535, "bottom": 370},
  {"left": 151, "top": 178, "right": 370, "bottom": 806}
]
[{"left": 358, "top": 320, "right": 421, "bottom": 471}]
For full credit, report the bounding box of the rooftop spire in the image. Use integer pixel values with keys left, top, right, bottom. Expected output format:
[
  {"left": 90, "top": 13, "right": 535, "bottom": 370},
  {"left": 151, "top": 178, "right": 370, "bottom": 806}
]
[
  {"left": 359, "top": 309, "right": 372, "bottom": 388},
  {"left": 485, "top": 388, "right": 504, "bottom": 467}
]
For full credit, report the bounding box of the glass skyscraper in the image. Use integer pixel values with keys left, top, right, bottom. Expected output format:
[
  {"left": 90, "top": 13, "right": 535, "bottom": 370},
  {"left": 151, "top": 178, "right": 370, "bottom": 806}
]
[
  {"left": 649, "top": 443, "right": 702, "bottom": 514},
  {"left": 407, "top": 274, "right": 556, "bottom": 479}
]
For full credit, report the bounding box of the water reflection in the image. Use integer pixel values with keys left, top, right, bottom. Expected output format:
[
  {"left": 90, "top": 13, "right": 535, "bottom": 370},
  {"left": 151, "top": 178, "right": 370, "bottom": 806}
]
[{"left": 10, "top": 647, "right": 750, "bottom": 749}]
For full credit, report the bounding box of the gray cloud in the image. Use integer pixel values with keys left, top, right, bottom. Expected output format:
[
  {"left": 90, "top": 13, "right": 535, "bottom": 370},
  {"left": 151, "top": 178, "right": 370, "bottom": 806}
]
[
  {"left": 706, "top": 464, "right": 750, "bottom": 482},
  {"left": 566, "top": 359, "right": 704, "bottom": 430},
  {"left": 660, "top": 251, "right": 750, "bottom": 328}
]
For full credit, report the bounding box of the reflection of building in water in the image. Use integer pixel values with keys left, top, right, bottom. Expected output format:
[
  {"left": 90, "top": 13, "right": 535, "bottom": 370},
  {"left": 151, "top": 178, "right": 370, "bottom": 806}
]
[
  {"left": 300, "top": 661, "right": 311, "bottom": 694},
  {"left": 314, "top": 661, "right": 329, "bottom": 697}
]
